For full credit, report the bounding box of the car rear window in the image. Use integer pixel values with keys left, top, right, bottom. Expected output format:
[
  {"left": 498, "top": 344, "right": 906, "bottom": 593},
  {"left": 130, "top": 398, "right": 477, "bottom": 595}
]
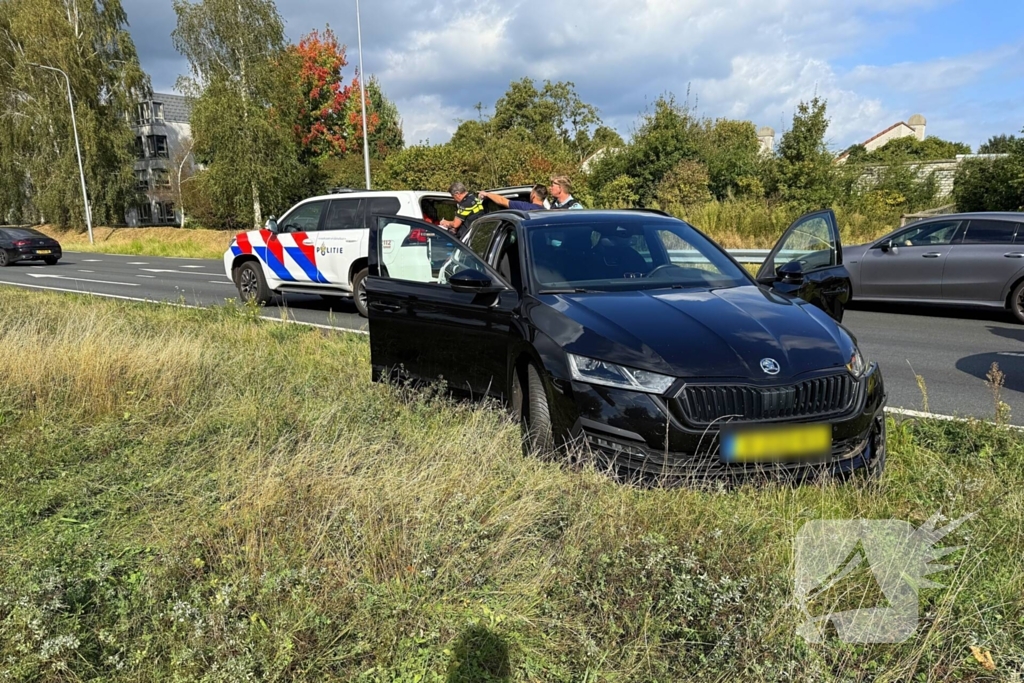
[
  {"left": 962, "top": 220, "right": 1016, "bottom": 244},
  {"left": 0, "top": 228, "right": 45, "bottom": 239}
]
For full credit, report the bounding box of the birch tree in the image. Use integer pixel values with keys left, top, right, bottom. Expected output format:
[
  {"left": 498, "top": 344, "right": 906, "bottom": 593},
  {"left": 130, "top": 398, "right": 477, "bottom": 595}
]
[{"left": 173, "top": 0, "right": 299, "bottom": 229}]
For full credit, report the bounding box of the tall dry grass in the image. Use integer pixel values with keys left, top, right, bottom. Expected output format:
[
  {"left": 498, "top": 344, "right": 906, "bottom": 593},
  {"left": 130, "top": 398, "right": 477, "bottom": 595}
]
[
  {"left": 34, "top": 224, "right": 234, "bottom": 260},
  {"left": 0, "top": 288, "right": 1021, "bottom": 681}
]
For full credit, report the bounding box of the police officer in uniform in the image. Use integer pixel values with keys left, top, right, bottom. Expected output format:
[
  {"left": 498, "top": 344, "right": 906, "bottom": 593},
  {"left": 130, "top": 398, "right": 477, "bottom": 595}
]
[
  {"left": 440, "top": 182, "right": 485, "bottom": 239},
  {"left": 548, "top": 175, "right": 584, "bottom": 210}
]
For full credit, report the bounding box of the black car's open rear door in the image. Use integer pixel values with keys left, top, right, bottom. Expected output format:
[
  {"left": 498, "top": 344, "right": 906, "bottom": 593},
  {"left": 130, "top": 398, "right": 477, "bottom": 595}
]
[{"left": 756, "top": 209, "right": 851, "bottom": 322}]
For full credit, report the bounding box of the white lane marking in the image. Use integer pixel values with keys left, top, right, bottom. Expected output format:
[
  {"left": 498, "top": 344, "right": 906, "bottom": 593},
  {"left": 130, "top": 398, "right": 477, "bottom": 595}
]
[
  {"left": 181, "top": 265, "right": 205, "bottom": 269},
  {"left": 137, "top": 275, "right": 156, "bottom": 279},
  {"left": 885, "top": 407, "right": 1024, "bottom": 431},
  {"left": 140, "top": 268, "right": 209, "bottom": 276},
  {"left": 78, "top": 270, "right": 95, "bottom": 273},
  {"left": 82, "top": 259, "right": 102, "bottom": 262},
  {"left": 0, "top": 280, "right": 370, "bottom": 336},
  {"left": 27, "top": 273, "right": 138, "bottom": 286},
  {"left": 127, "top": 262, "right": 149, "bottom": 265},
  {"left": 209, "top": 280, "right": 234, "bottom": 285}
]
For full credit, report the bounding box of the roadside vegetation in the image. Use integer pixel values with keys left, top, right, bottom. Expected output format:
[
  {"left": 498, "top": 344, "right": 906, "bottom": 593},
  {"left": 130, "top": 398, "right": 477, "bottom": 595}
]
[
  {"left": 35, "top": 225, "right": 232, "bottom": 260},
  {"left": 1, "top": 288, "right": 1021, "bottom": 681}
]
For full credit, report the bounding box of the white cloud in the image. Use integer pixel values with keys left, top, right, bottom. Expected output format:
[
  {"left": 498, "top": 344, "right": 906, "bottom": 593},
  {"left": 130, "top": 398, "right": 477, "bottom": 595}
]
[
  {"left": 846, "top": 45, "right": 1019, "bottom": 92},
  {"left": 124, "top": 0, "right": 1023, "bottom": 149}
]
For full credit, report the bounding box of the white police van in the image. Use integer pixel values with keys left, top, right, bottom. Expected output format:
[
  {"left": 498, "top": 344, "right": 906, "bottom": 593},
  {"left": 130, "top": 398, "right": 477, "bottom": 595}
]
[{"left": 224, "top": 187, "right": 533, "bottom": 316}]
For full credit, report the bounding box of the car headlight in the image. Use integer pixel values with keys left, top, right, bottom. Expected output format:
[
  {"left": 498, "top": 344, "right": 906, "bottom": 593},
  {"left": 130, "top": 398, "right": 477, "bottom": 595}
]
[
  {"left": 846, "top": 346, "right": 867, "bottom": 378},
  {"left": 567, "top": 354, "right": 675, "bottom": 394}
]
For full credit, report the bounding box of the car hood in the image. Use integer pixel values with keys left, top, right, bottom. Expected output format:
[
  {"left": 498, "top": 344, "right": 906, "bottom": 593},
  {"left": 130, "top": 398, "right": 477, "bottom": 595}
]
[{"left": 532, "top": 285, "right": 854, "bottom": 380}]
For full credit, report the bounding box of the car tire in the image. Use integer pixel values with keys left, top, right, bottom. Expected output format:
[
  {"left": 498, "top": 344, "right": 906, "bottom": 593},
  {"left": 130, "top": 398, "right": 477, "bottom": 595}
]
[
  {"left": 236, "top": 261, "right": 272, "bottom": 305},
  {"left": 1010, "top": 280, "right": 1024, "bottom": 324},
  {"left": 44, "top": 257, "right": 59, "bottom": 266},
  {"left": 520, "top": 363, "right": 554, "bottom": 454},
  {"left": 352, "top": 268, "right": 369, "bottom": 318},
  {"left": 0, "top": 250, "right": 10, "bottom": 267}
]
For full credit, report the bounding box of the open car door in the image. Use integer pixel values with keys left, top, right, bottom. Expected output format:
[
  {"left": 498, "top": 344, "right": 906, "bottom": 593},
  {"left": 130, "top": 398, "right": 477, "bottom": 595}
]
[
  {"left": 365, "top": 214, "right": 519, "bottom": 397},
  {"left": 756, "top": 209, "right": 850, "bottom": 322}
]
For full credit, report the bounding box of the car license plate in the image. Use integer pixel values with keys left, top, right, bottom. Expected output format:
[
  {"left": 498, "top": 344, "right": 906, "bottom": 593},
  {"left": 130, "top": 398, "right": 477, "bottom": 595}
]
[
  {"left": 36, "top": 249, "right": 51, "bottom": 255},
  {"left": 721, "top": 424, "right": 831, "bottom": 463}
]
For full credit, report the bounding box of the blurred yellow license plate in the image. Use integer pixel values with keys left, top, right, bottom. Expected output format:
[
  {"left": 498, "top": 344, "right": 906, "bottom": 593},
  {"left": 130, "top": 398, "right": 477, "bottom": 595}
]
[
  {"left": 36, "top": 249, "right": 51, "bottom": 254},
  {"left": 721, "top": 424, "right": 831, "bottom": 463}
]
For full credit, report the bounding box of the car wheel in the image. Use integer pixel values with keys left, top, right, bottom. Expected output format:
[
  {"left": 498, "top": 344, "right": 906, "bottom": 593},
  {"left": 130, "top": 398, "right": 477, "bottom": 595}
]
[
  {"left": 236, "top": 261, "right": 271, "bottom": 305},
  {"left": 43, "top": 257, "right": 59, "bottom": 266},
  {"left": 1010, "top": 280, "right": 1024, "bottom": 324},
  {"left": 0, "top": 250, "right": 10, "bottom": 267},
  {"left": 519, "top": 363, "right": 554, "bottom": 454},
  {"left": 352, "top": 268, "right": 369, "bottom": 318}
]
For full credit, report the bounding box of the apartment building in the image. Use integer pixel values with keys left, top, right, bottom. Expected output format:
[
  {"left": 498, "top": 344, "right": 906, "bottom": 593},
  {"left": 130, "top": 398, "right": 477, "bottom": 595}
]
[{"left": 126, "top": 93, "right": 192, "bottom": 226}]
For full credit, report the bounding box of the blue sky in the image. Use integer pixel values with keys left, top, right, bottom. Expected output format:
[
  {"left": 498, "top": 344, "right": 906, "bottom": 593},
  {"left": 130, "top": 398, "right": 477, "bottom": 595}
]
[{"left": 124, "top": 0, "right": 1024, "bottom": 151}]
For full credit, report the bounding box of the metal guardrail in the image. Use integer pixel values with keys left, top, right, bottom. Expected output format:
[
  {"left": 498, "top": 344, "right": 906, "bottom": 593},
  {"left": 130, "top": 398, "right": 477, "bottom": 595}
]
[{"left": 672, "top": 249, "right": 795, "bottom": 264}]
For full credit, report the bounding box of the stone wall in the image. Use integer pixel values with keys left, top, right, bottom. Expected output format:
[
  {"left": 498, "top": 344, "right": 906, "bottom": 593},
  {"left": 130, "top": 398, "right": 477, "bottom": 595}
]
[{"left": 857, "top": 154, "right": 1009, "bottom": 198}]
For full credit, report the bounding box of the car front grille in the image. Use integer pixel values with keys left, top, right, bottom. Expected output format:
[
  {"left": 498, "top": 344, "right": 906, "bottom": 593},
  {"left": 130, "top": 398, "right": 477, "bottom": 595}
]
[{"left": 672, "top": 373, "right": 858, "bottom": 427}]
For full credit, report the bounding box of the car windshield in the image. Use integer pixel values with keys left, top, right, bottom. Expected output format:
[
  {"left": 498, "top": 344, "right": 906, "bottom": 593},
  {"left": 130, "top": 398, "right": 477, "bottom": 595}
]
[{"left": 527, "top": 218, "right": 750, "bottom": 292}]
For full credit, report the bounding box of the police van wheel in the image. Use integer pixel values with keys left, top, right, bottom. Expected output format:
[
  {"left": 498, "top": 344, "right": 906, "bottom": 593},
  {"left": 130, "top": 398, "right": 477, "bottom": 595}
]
[
  {"left": 352, "top": 268, "right": 369, "bottom": 318},
  {"left": 236, "top": 261, "right": 271, "bottom": 305}
]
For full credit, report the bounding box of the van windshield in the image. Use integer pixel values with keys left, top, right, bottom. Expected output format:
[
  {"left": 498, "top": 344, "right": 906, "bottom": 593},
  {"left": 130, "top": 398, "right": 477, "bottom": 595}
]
[{"left": 527, "top": 219, "right": 749, "bottom": 292}]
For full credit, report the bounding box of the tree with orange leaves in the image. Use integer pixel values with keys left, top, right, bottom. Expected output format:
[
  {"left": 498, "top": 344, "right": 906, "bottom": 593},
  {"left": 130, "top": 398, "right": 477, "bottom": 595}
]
[{"left": 288, "top": 27, "right": 379, "bottom": 160}]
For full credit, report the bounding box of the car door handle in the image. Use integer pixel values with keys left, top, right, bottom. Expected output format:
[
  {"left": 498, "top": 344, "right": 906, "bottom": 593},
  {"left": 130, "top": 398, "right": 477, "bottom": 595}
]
[
  {"left": 370, "top": 302, "right": 401, "bottom": 313},
  {"left": 1005, "top": 253, "right": 1024, "bottom": 259},
  {"left": 922, "top": 253, "right": 942, "bottom": 258},
  {"left": 302, "top": 239, "right": 314, "bottom": 246}
]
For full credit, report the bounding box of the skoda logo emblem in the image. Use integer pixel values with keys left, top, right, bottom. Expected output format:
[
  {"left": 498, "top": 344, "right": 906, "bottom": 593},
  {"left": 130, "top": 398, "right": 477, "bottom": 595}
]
[{"left": 760, "top": 358, "right": 781, "bottom": 375}]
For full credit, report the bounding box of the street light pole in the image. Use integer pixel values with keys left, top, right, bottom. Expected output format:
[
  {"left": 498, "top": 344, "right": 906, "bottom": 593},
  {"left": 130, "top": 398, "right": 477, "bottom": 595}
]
[
  {"left": 355, "top": 0, "right": 371, "bottom": 190},
  {"left": 29, "top": 63, "right": 94, "bottom": 245}
]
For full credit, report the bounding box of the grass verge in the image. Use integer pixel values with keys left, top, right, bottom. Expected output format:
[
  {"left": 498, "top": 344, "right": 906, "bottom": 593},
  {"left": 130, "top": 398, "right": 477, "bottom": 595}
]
[
  {"left": 0, "top": 288, "right": 1021, "bottom": 681},
  {"left": 35, "top": 225, "right": 233, "bottom": 260}
]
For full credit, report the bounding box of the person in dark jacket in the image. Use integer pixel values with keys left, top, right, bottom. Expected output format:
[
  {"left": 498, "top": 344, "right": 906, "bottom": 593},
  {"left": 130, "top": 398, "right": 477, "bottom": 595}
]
[{"left": 440, "top": 182, "right": 485, "bottom": 238}]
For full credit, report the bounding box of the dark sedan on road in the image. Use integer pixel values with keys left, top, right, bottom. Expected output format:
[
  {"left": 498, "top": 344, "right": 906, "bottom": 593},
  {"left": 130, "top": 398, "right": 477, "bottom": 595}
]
[
  {"left": 0, "top": 227, "right": 62, "bottom": 266},
  {"left": 846, "top": 212, "right": 1024, "bottom": 322},
  {"left": 365, "top": 208, "right": 886, "bottom": 483}
]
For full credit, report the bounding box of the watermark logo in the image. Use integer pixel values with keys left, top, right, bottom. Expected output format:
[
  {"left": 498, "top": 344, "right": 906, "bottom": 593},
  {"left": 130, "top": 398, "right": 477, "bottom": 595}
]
[{"left": 794, "top": 512, "right": 972, "bottom": 643}]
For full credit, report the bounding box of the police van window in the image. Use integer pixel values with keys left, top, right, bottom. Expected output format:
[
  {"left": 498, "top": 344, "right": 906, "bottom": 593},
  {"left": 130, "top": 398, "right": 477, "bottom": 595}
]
[
  {"left": 280, "top": 201, "right": 326, "bottom": 233},
  {"left": 962, "top": 220, "right": 1016, "bottom": 244},
  {"left": 368, "top": 196, "right": 401, "bottom": 215},
  {"left": 323, "top": 198, "right": 366, "bottom": 231}
]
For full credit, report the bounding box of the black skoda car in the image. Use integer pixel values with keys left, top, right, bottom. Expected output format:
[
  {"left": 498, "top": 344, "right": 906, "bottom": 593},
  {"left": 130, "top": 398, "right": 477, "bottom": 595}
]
[{"left": 365, "top": 209, "right": 886, "bottom": 482}]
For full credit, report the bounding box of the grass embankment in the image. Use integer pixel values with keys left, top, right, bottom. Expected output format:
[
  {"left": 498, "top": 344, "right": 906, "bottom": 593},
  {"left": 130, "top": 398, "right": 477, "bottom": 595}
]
[
  {"left": 1, "top": 289, "right": 1021, "bottom": 681},
  {"left": 36, "top": 225, "right": 233, "bottom": 260}
]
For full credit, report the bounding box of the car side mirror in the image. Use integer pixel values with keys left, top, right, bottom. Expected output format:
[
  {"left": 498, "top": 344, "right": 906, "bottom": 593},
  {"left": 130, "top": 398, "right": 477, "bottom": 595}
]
[
  {"left": 450, "top": 269, "right": 500, "bottom": 294},
  {"left": 879, "top": 239, "right": 894, "bottom": 253},
  {"left": 265, "top": 217, "right": 278, "bottom": 233},
  {"left": 775, "top": 261, "right": 804, "bottom": 285}
]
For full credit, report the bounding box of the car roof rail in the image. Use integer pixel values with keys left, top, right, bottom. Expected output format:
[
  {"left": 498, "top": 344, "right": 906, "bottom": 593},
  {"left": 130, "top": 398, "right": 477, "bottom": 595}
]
[
  {"left": 623, "top": 208, "right": 671, "bottom": 217},
  {"left": 328, "top": 187, "right": 357, "bottom": 194}
]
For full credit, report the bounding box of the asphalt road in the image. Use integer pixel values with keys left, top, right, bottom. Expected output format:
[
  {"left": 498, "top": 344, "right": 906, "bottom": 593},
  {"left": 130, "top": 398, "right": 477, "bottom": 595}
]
[{"left": 2, "top": 252, "right": 1022, "bottom": 424}]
